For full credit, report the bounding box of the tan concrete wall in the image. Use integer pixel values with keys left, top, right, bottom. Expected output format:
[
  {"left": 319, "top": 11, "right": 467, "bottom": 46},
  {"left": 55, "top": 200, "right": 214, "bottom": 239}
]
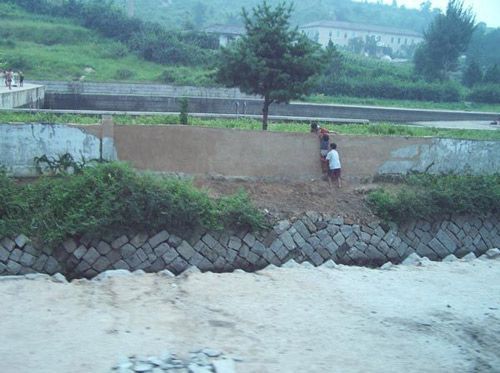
[
  {"left": 113, "top": 125, "right": 436, "bottom": 180},
  {"left": 334, "top": 135, "right": 430, "bottom": 180},
  {"left": 114, "top": 125, "right": 322, "bottom": 179}
]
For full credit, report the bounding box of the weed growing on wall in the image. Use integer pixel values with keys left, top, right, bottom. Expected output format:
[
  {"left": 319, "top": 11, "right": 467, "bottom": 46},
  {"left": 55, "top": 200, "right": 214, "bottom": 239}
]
[
  {"left": 179, "top": 98, "right": 189, "bottom": 125},
  {"left": 367, "top": 174, "right": 500, "bottom": 222},
  {"left": 0, "top": 163, "right": 266, "bottom": 248}
]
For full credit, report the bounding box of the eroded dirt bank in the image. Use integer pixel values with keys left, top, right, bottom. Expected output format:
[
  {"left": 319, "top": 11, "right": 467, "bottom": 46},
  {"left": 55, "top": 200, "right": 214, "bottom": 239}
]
[{"left": 0, "top": 260, "right": 499, "bottom": 373}]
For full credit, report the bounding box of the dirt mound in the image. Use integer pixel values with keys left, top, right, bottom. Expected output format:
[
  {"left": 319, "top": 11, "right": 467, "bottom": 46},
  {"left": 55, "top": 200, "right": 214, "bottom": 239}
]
[{"left": 195, "top": 177, "right": 379, "bottom": 224}]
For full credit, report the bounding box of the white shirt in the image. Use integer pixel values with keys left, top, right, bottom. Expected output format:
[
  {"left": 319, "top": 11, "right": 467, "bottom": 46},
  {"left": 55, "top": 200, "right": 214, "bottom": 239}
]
[{"left": 326, "top": 149, "right": 341, "bottom": 170}]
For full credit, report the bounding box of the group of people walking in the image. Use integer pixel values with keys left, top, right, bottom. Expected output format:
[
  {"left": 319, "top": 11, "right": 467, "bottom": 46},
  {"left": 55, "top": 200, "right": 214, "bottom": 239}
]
[
  {"left": 1, "top": 69, "right": 24, "bottom": 90},
  {"left": 311, "top": 122, "right": 342, "bottom": 188}
]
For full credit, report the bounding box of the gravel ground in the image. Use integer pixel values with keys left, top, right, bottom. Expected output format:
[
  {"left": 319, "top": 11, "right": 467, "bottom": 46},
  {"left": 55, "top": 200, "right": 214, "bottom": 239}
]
[{"left": 0, "top": 259, "right": 499, "bottom": 373}]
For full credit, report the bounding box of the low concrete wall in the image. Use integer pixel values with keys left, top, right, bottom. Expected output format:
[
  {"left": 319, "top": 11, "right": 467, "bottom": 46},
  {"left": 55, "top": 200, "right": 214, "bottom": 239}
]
[
  {"left": 44, "top": 93, "right": 499, "bottom": 122},
  {"left": 2, "top": 123, "right": 499, "bottom": 179},
  {"left": 0, "top": 123, "right": 116, "bottom": 177},
  {"left": 1, "top": 213, "right": 498, "bottom": 278},
  {"left": 0, "top": 85, "right": 45, "bottom": 109},
  {"left": 378, "top": 138, "right": 500, "bottom": 176},
  {"left": 31, "top": 80, "right": 256, "bottom": 99}
]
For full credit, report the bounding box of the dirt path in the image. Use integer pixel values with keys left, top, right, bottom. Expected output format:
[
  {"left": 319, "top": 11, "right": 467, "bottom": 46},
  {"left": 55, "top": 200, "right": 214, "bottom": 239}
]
[{"left": 1, "top": 260, "right": 499, "bottom": 373}]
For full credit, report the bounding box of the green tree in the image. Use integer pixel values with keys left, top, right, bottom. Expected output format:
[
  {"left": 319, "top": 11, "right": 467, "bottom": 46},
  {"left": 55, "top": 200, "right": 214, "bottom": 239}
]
[
  {"left": 348, "top": 37, "right": 365, "bottom": 54},
  {"left": 484, "top": 64, "right": 500, "bottom": 84},
  {"left": 323, "top": 40, "right": 345, "bottom": 81},
  {"left": 216, "top": 1, "right": 322, "bottom": 130},
  {"left": 414, "top": 0, "right": 476, "bottom": 81},
  {"left": 462, "top": 60, "right": 483, "bottom": 87}
]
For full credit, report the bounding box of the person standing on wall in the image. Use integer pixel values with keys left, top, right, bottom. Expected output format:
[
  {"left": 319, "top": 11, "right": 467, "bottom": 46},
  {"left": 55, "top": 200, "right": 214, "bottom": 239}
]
[
  {"left": 326, "top": 143, "right": 342, "bottom": 188},
  {"left": 18, "top": 71, "right": 24, "bottom": 87}
]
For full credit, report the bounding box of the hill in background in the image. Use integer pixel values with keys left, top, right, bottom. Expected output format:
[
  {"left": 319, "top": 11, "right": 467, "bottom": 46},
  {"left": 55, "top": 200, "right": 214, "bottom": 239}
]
[
  {"left": 0, "top": 3, "right": 213, "bottom": 84},
  {"left": 109, "top": 0, "right": 439, "bottom": 33}
]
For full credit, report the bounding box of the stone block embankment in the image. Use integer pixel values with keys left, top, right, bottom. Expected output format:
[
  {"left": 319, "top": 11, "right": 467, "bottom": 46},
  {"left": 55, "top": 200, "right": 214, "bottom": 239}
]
[{"left": 0, "top": 214, "right": 498, "bottom": 279}]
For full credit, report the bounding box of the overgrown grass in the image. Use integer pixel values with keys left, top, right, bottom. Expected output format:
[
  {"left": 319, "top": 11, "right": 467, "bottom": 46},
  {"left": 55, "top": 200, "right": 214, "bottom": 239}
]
[
  {"left": 306, "top": 94, "right": 500, "bottom": 113},
  {"left": 367, "top": 174, "right": 500, "bottom": 223},
  {"left": 0, "top": 163, "right": 266, "bottom": 247},
  {"left": 0, "top": 5, "right": 214, "bottom": 84},
  {"left": 1, "top": 112, "right": 499, "bottom": 141}
]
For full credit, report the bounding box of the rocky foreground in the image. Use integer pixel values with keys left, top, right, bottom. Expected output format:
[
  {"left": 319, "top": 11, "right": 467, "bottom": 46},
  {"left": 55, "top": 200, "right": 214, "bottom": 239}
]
[{"left": 0, "top": 255, "right": 499, "bottom": 373}]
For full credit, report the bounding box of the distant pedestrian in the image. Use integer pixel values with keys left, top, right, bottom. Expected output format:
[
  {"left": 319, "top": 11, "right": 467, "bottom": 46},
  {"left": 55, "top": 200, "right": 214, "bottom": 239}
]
[
  {"left": 18, "top": 71, "right": 24, "bottom": 87},
  {"left": 326, "top": 143, "right": 342, "bottom": 188},
  {"left": 5, "top": 69, "right": 13, "bottom": 90}
]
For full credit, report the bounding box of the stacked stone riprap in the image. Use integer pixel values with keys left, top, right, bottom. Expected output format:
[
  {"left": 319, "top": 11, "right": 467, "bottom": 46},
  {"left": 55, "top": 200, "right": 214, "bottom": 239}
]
[
  {"left": 0, "top": 213, "right": 498, "bottom": 278},
  {"left": 111, "top": 350, "right": 236, "bottom": 373}
]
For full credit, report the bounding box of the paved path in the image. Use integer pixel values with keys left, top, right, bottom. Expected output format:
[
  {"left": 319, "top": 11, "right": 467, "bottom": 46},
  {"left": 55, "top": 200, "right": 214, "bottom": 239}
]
[
  {"left": 414, "top": 120, "right": 500, "bottom": 131},
  {"left": 0, "top": 83, "right": 41, "bottom": 94},
  {"left": 0, "top": 260, "right": 499, "bottom": 372}
]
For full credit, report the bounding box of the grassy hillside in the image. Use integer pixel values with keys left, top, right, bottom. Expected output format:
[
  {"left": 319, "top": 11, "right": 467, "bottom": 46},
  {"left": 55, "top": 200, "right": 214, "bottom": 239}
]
[
  {"left": 109, "top": 0, "right": 436, "bottom": 33},
  {"left": 0, "top": 3, "right": 213, "bottom": 84}
]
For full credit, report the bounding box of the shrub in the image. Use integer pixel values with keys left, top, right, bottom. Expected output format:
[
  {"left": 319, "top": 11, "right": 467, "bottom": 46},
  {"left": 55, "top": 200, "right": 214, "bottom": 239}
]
[
  {"left": 179, "top": 98, "right": 189, "bottom": 125},
  {"left": 3, "top": 54, "right": 33, "bottom": 70},
  {"left": 101, "top": 42, "right": 129, "bottom": 59},
  {"left": 114, "top": 68, "right": 135, "bottom": 80},
  {"left": 0, "top": 163, "right": 265, "bottom": 247},
  {"left": 467, "top": 84, "right": 500, "bottom": 103},
  {"left": 316, "top": 76, "right": 462, "bottom": 102},
  {"left": 367, "top": 174, "right": 500, "bottom": 223}
]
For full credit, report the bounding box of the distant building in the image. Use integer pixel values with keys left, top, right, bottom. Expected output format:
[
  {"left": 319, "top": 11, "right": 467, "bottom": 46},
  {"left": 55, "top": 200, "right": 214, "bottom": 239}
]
[
  {"left": 204, "top": 24, "right": 245, "bottom": 47},
  {"left": 300, "top": 20, "right": 423, "bottom": 54}
]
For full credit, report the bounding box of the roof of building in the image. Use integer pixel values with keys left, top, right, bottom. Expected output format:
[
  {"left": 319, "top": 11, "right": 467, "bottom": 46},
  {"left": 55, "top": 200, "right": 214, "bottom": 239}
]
[
  {"left": 203, "top": 24, "right": 245, "bottom": 36},
  {"left": 300, "top": 20, "right": 422, "bottom": 38}
]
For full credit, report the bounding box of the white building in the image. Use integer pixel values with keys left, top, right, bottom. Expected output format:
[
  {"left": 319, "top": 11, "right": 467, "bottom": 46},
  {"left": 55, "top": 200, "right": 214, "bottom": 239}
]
[
  {"left": 300, "top": 20, "right": 423, "bottom": 53},
  {"left": 204, "top": 24, "right": 245, "bottom": 47}
]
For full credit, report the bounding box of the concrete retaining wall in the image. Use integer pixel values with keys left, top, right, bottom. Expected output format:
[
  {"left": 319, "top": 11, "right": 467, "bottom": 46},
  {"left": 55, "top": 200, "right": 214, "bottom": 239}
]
[
  {"left": 2, "top": 123, "right": 499, "bottom": 179},
  {"left": 1, "top": 213, "right": 498, "bottom": 279},
  {"left": 0, "top": 123, "right": 116, "bottom": 177},
  {"left": 31, "top": 80, "right": 256, "bottom": 99},
  {"left": 0, "top": 85, "right": 45, "bottom": 109},
  {"left": 44, "top": 93, "right": 499, "bottom": 123}
]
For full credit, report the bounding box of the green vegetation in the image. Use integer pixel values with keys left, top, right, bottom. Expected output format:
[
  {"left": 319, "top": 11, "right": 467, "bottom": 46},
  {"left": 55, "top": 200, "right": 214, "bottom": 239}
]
[
  {"left": 0, "top": 163, "right": 265, "bottom": 247},
  {"left": 317, "top": 46, "right": 464, "bottom": 103},
  {"left": 107, "top": 0, "right": 437, "bottom": 34},
  {"left": 414, "top": 0, "right": 476, "bottom": 81},
  {"left": 179, "top": 98, "right": 189, "bottom": 125},
  {"left": 217, "top": 2, "right": 322, "bottom": 130},
  {"left": 306, "top": 94, "right": 500, "bottom": 112},
  {"left": 1, "top": 112, "right": 499, "bottom": 141},
  {"left": 467, "top": 84, "right": 500, "bottom": 104},
  {"left": 6, "top": 0, "right": 216, "bottom": 66},
  {"left": 367, "top": 174, "right": 500, "bottom": 223},
  {"left": 0, "top": 3, "right": 188, "bottom": 83}
]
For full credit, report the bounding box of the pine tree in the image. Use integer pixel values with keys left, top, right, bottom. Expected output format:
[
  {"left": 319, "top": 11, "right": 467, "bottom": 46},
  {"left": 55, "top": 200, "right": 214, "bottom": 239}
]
[
  {"left": 414, "top": 0, "right": 476, "bottom": 81},
  {"left": 462, "top": 60, "right": 483, "bottom": 87},
  {"left": 217, "top": 1, "right": 322, "bottom": 130}
]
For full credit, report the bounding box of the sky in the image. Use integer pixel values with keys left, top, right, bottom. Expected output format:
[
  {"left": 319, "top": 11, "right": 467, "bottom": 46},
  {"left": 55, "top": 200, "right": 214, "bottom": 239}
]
[{"left": 364, "top": 0, "right": 500, "bottom": 27}]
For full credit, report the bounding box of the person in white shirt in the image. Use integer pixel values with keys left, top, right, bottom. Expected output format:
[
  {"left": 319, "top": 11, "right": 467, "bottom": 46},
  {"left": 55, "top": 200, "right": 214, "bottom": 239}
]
[{"left": 325, "top": 143, "right": 342, "bottom": 188}]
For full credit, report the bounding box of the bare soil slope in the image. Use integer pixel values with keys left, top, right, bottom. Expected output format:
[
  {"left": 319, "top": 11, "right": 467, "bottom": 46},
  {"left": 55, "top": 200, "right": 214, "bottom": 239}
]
[{"left": 196, "top": 177, "right": 378, "bottom": 224}]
